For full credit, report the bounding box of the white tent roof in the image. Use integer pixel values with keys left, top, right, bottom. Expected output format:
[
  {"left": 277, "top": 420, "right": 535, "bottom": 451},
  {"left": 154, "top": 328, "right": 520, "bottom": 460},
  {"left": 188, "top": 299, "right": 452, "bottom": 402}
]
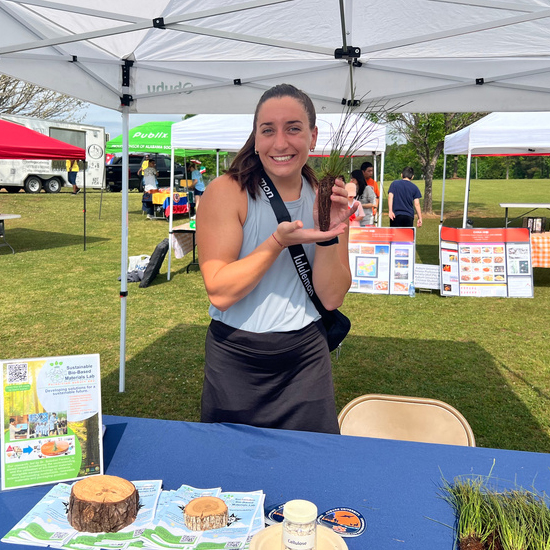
[
  {"left": 171, "top": 113, "right": 386, "bottom": 154},
  {"left": 2, "top": 0, "right": 550, "bottom": 114},
  {"left": 444, "top": 112, "right": 550, "bottom": 155}
]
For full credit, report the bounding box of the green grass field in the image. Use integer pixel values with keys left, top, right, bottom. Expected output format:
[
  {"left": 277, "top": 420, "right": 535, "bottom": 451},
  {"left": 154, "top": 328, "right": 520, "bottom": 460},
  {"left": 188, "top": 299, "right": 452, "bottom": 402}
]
[{"left": 1, "top": 177, "right": 549, "bottom": 452}]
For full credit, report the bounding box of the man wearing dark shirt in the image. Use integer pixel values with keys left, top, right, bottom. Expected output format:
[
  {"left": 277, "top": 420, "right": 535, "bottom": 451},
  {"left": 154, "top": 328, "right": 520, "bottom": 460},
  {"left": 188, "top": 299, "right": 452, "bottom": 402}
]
[{"left": 388, "top": 167, "right": 423, "bottom": 228}]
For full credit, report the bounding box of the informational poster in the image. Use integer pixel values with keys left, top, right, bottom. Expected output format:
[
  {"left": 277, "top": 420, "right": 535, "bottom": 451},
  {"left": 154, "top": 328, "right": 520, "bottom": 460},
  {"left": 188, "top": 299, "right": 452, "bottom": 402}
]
[
  {"left": 414, "top": 264, "right": 441, "bottom": 290},
  {"left": 348, "top": 227, "right": 416, "bottom": 295},
  {"left": 1, "top": 354, "right": 103, "bottom": 490},
  {"left": 439, "top": 227, "right": 533, "bottom": 298}
]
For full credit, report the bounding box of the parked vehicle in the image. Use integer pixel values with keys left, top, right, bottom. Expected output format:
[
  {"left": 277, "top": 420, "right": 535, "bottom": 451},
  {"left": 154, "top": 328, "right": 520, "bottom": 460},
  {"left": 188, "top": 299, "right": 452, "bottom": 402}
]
[
  {"left": 106, "top": 153, "right": 189, "bottom": 192},
  {"left": 0, "top": 114, "right": 106, "bottom": 193}
]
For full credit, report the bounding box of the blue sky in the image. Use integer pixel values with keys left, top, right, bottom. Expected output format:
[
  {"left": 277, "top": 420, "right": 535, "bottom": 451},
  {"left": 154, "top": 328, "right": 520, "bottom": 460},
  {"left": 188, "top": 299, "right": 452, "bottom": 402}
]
[{"left": 82, "top": 103, "right": 185, "bottom": 140}]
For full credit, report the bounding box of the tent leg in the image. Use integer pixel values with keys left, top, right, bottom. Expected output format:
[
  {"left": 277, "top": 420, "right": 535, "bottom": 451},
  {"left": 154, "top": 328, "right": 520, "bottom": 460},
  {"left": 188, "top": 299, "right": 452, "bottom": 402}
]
[
  {"left": 83, "top": 169, "right": 87, "bottom": 251},
  {"left": 99, "top": 183, "right": 104, "bottom": 220},
  {"left": 167, "top": 148, "right": 175, "bottom": 281},
  {"left": 462, "top": 151, "right": 472, "bottom": 228},
  {"left": 378, "top": 151, "right": 385, "bottom": 228},
  {"left": 440, "top": 155, "right": 447, "bottom": 225},
  {"left": 119, "top": 107, "right": 130, "bottom": 393}
]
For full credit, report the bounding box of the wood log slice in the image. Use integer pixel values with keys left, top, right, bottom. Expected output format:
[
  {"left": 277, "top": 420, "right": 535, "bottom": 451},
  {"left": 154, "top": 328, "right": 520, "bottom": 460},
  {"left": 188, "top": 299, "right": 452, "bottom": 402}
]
[
  {"left": 67, "top": 475, "right": 139, "bottom": 533},
  {"left": 184, "top": 496, "right": 228, "bottom": 531}
]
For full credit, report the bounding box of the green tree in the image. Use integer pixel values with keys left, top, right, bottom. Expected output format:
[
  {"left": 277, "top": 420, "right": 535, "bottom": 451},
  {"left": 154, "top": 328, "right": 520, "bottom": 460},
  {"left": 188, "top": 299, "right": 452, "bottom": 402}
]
[
  {"left": 386, "top": 113, "right": 486, "bottom": 214},
  {"left": 0, "top": 74, "right": 85, "bottom": 120}
]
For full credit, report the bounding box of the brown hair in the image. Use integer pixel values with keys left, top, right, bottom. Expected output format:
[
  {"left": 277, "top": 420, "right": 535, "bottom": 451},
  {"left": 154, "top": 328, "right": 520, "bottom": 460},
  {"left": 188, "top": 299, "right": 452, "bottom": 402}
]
[{"left": 226, "top": 83, "right": 318, "bottom": 198}]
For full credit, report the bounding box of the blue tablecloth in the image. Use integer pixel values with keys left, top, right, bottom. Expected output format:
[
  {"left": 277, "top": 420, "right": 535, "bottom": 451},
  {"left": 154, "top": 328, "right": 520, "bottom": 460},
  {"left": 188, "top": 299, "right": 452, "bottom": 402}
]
[{"left": 2, "top": 415, "right": 550, "bottom": 550}]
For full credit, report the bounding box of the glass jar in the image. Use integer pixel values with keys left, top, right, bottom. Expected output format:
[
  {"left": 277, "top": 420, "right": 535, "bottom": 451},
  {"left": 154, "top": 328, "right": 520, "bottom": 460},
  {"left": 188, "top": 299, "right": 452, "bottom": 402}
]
[{"left": 282, "top": 499, "right": 317, "bottom": 550}]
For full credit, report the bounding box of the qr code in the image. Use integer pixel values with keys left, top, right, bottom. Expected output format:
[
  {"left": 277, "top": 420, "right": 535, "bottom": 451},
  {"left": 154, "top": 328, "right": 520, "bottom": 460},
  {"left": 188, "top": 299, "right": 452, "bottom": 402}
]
[
  {"left": 179, "top": 535, "right": 196, "bottom": 543},
  {"left": 51, "top": 532, "right": 66, "bottom": 540},
  {"left": 6, "top": 363, "right": 28, "bottom": 384}
]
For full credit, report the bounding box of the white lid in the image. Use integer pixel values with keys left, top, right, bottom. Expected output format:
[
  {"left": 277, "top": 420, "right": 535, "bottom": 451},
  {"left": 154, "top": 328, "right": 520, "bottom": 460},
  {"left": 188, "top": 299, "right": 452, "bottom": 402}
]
[{"left": 283, "top": 500, "right": 317, "bottom": 523}]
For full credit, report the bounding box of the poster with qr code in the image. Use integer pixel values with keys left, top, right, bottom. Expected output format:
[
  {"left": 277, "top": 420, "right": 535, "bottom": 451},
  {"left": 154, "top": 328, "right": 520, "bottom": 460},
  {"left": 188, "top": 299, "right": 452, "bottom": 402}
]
[{"left": 1, "top": 354, "right": 103, "bottom": 490}]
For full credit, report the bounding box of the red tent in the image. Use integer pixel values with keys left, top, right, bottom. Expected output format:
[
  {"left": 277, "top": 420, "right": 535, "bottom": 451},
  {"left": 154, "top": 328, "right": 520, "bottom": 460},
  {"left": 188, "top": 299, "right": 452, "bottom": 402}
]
[{"left": 0, "top": 119, "right": 85, "bottom": 159}]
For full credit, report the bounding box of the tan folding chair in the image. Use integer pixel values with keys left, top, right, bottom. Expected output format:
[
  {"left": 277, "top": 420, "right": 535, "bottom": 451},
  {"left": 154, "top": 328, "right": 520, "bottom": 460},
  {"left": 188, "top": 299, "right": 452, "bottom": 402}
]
[{"left": 338, "top": 394, "right": 475, "bottom": 446}]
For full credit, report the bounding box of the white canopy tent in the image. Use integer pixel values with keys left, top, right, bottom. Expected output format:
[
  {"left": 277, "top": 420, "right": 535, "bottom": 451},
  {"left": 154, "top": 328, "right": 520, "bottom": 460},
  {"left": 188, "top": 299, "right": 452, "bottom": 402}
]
[
  {"left": 442, "top": 112, "right": 550, "bottom": 227},
  {"left": 166, "top": 113, "right": 387, "bottom": 279},
  {"left": 2, "top": 0, "right": 550, "bottom": 390},
  {"left": 170, "top": 112, "right": 386, "bottom": 182}
]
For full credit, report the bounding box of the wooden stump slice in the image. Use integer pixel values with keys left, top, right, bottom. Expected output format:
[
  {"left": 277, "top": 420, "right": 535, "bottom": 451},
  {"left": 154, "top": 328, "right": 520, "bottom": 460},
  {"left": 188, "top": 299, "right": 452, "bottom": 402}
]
[
  {"left": 184, "top": 496, "right": 228, "bottom": 531},
  {"left": 67, "top": 475, "right": 139, "bottom": 532}
]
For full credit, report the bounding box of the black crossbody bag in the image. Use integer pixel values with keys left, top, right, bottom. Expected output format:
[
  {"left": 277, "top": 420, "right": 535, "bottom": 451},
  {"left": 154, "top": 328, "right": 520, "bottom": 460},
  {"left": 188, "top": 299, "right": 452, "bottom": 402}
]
[{"left": 260, "top": 171, "right": 351, "bottom": 352}]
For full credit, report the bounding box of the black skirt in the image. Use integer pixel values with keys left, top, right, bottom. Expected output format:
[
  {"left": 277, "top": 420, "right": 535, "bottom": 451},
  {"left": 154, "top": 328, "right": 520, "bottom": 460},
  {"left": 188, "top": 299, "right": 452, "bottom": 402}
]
[{"left": 201, "top": 319, "right": 340, "bottom": 434}]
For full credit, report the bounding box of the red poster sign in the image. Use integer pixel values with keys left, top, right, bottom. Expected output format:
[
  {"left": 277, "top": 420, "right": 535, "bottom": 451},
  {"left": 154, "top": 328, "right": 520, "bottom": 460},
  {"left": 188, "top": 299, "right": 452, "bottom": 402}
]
[
  {"left": 439, "top": 226, "right": 533, "bottom": 298},
  {"left": 349, "top": 227, "right": 416, "bottom": 295}
]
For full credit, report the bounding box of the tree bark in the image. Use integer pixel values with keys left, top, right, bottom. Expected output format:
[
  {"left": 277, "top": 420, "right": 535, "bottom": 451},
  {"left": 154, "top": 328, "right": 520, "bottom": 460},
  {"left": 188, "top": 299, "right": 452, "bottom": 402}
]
[
  {"left": 423, "top": 165, "right": 434, "bottom": 214},
  {"left": 68, "top": 475, "right": 139, "bottom": 532}
]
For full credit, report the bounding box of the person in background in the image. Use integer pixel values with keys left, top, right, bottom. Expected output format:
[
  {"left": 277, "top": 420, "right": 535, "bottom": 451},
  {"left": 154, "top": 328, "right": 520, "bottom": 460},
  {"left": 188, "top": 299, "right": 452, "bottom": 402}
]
[
  {"left": 191, "top": 159, "right": 205, "bottom": 213},
  {"left": 197, "top": 83, "right": 355, "bottom": 434},
  {"left": 137, "top": 154, "right": 151, "bottom": 191},
  {"left": 346, "top": 182, "right": 365, "bottom": 227},
  {"left": 388, "top": 166, "right": 423, "bottom": 228},
  {"left": 66, "top": 159, "right": 80, "bottom": 194},
  {"left": 361, "top": 161, "right": 380, "bottom": 219},
  {"left": 137, "top": 155, "right": 150, "bottom": 176},
  {"left": 142, "top": 159, "right": 159, "bottom": 220},
  {"left": 350, "top": 169, "right": 376, "bottom": 226}
]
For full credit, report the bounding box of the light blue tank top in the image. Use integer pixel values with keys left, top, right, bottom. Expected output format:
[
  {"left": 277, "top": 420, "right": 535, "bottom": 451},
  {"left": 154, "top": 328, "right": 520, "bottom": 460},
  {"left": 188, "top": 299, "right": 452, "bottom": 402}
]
[{"left": 209, "top": 178, "right": 321, "bottom": 332}]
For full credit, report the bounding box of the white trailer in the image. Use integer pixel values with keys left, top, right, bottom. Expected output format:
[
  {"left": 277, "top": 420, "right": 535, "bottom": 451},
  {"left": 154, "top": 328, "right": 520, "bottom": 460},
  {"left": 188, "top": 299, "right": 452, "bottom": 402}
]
[{"left": 0, "top": 114, "right": 106, "bottom": 193}]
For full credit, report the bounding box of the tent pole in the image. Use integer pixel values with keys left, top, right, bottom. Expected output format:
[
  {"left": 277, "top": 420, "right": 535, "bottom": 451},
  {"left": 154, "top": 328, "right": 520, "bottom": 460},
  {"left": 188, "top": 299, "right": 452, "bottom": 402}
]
[
  {"left": 83, "top": 166, "right": 86, "bottom": 251},
  {"left": 167, "top": 147, "right": 175, "bottom": 281},
  {"left": 440, "top": 154, "right": 447, "bottom": 225},
  {"left": 99, "top": 179, "right": 104, "bottom": 220},
  {"left": 462, "top": 151, "right": 472, "bottom": 228},
  {"left": 378, "top": 151, "right": 385, "bottom": 228},
  {"left": 119, "top": 107, "right": 129, "bottom": 393}
]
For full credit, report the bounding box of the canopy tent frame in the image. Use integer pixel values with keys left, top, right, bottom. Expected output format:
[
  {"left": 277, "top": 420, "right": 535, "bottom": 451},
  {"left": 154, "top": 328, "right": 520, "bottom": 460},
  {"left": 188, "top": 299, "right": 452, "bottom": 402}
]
[
  {"left": 0, "top": 118, "right": 87, "bottom": 248},
  {"left": 3, "top": 0, "right": 550, "bottom": 392},
  {"left": 441, "top": 111, "right": 550, "bottom": 228}
]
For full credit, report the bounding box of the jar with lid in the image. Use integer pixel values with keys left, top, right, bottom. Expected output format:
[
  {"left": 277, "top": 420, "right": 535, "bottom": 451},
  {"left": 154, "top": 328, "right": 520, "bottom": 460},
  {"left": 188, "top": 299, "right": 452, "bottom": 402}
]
[{"left": 282, "top": 499, "right": 317, "bottom": 550}]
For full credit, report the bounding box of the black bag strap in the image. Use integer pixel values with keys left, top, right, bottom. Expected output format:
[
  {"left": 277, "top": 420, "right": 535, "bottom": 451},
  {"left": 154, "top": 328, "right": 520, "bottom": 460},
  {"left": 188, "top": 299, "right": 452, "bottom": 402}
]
[{"left": 259, "top": 170, "right": 331, "bottom": 319}]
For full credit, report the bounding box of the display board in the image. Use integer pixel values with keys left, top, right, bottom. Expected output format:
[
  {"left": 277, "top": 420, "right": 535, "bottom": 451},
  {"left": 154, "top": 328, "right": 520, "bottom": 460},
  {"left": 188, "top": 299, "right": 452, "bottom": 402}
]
[
  {"left": 1, "top": 354, "right": 103, "bottom": 490},
  {"left": 439, "top": 227, "right": 533, "bottom": 298},
  {"left": 348, "top": 227, "right": 416, "bottom": 295}
]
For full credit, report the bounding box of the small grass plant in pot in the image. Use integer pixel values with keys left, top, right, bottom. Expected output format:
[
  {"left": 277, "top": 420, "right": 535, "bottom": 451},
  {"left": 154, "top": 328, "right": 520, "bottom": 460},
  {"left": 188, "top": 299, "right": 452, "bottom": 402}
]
[
  {"left": 441, "top": 475, "right": 496, "bottom": 550},
  {"left": 316, "top": 97, "right": 400, "bottom": 231},
  {"left": 441, "top": 472, "right": 550, "bottom": 550}
]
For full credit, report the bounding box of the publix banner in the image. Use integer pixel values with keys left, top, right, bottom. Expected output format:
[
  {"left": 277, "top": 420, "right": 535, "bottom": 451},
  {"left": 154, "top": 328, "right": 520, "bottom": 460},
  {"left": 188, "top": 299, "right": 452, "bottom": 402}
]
[
  {"left": 1, "top": 354, "right": 103, "bottom": 490},
  {"left": 105, "top": 120, "right": 223, "bottom": 157},
  {"left": 439, "top": 227, "right": 533, "bottom": 298}
]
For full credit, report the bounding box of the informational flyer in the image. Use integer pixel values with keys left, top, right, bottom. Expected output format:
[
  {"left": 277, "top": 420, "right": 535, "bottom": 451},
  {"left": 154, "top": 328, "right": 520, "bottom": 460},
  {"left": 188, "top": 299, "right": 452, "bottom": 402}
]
[
  {"left": 1, "top": 354, "right": 103, "bottom": 490},
  {"left": 439, "top": 227, "right": 533, "bottom": 298},
  {"left": 3, "top": 482, "right": 265, "bottom": 550},
  {"left": 348, "top": 227, "right": 416, "bottom": 295}
]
